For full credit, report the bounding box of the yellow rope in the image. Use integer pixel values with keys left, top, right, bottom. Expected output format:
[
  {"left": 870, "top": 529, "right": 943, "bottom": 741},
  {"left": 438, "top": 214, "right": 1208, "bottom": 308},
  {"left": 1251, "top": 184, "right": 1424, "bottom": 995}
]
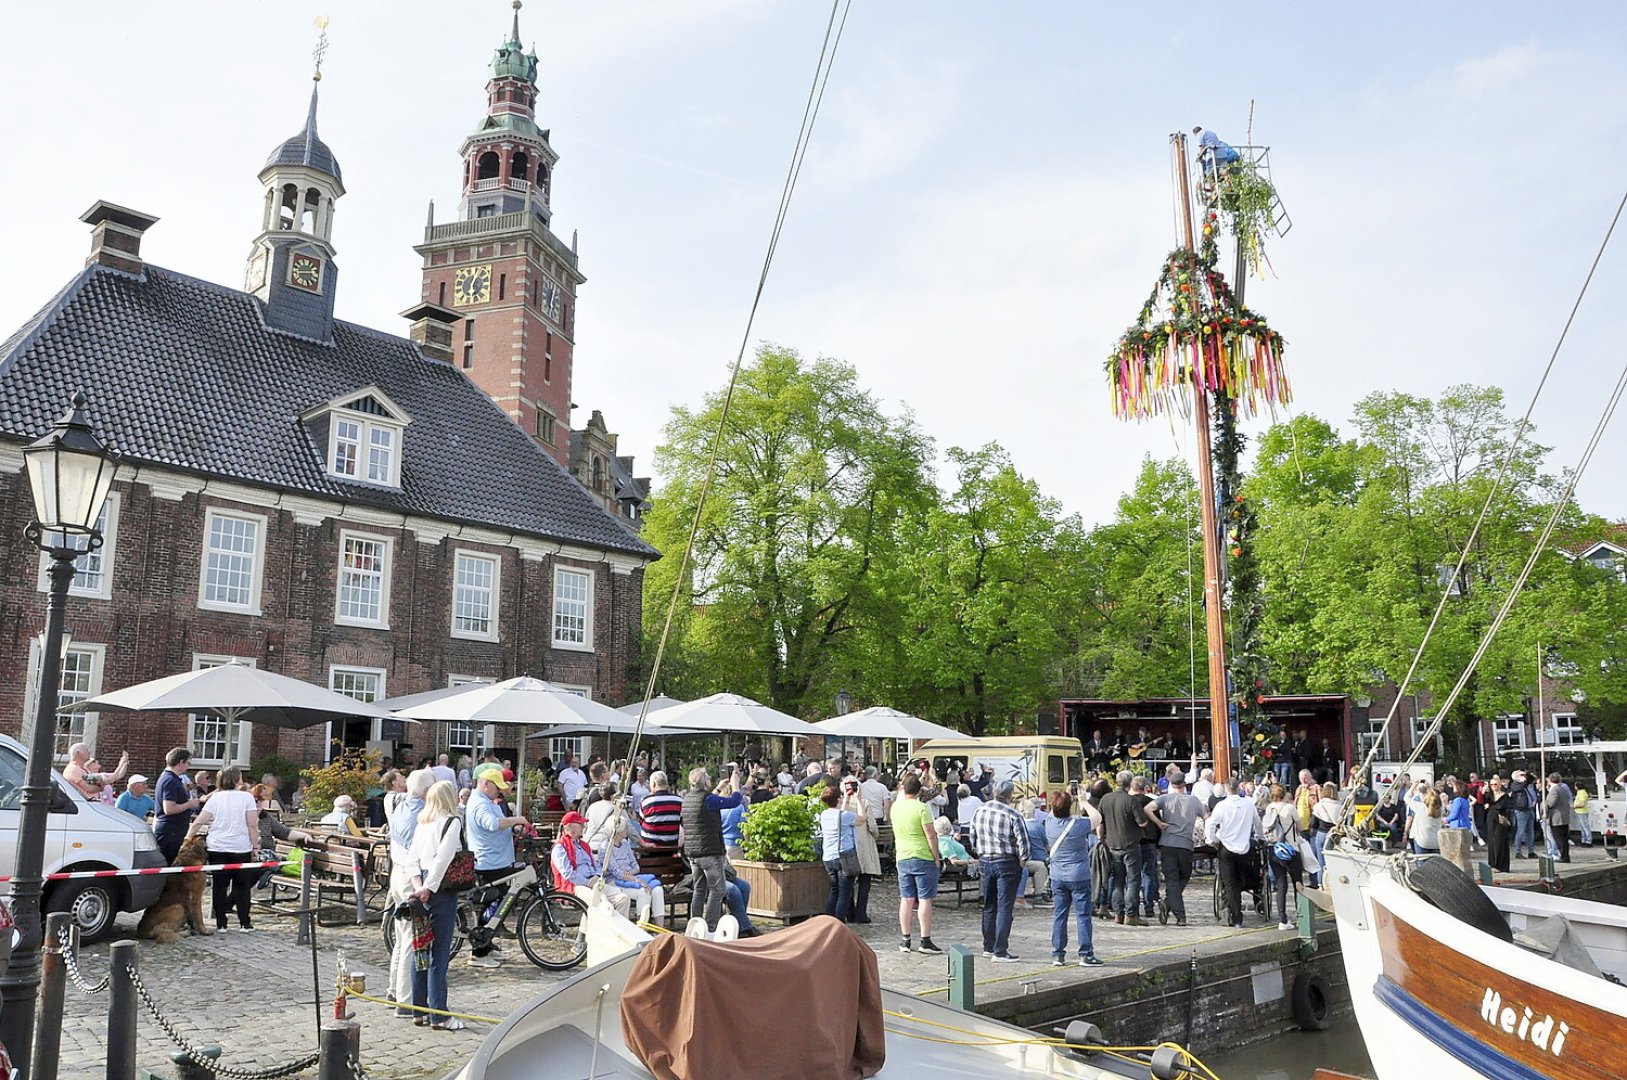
[
  {"left": 882, "top": 1011, "right": 1220, "bottom": 1079},
  {"left": 347, "top": 989, "right": 504, "bottom": 1026}
]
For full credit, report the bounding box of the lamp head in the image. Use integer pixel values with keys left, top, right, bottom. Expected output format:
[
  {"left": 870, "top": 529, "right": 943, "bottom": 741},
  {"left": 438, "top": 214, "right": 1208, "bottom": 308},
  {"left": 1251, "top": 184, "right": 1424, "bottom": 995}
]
[{"left": 22, "top": 393, "right": 119, "bottom": 550}]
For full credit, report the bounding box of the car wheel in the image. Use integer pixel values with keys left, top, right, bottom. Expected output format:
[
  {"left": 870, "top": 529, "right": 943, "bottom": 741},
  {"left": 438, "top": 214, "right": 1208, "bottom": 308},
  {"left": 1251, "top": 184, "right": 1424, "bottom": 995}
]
[{"left": 47, "top": 880, "right": 119, "bottom": 944}]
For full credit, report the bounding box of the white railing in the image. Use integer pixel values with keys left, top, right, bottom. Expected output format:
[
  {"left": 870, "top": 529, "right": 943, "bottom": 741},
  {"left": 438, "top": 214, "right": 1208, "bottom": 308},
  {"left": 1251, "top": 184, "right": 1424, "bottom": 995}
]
[{"left": 472, "top": 178, "right": 502, "bottom": 191}]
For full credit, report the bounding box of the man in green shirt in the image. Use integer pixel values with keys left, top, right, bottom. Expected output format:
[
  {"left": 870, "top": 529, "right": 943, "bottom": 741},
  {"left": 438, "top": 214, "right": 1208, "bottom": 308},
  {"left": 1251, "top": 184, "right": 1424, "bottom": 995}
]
[{"left": 889, "top": 774, "right": 943, "bottom": 954}]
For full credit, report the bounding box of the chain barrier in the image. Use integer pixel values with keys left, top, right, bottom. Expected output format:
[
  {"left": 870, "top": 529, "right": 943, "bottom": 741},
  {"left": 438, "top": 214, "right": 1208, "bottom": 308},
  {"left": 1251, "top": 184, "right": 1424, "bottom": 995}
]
[
  {"left": 58, "top": 923, "right": 110, "bottom": 994},
  {"left": 346, "top": 1054, "right": 377, "bottom": 1080},
  {"left": 126, "top": 964, "right": 320, "bottom": 1079}
]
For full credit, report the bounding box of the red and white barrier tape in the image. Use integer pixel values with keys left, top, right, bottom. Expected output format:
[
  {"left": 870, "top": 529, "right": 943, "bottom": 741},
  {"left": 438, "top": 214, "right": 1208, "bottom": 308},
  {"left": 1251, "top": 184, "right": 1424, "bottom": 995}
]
[{"left": 0, "top": 859, "right": 294, "bottom": 883}]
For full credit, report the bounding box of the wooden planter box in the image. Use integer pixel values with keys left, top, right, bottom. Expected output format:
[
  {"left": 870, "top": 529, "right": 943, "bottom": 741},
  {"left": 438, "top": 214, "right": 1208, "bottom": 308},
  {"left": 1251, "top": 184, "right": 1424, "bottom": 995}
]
[{"left": 732, "top": 859, "right": 828, "bottom": 919}]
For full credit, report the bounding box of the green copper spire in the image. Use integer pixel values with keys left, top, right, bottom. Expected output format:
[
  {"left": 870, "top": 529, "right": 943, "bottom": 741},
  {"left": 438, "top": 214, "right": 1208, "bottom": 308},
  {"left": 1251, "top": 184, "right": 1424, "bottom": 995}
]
[{"left": 490, "top": 1, "right": 537, "bottom": 84}]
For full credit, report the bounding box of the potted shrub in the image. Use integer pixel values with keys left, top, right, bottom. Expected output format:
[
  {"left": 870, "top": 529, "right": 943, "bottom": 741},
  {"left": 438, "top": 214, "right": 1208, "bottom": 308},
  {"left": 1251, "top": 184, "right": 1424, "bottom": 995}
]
[{"left": 734, "top": 794, "right": 828, "bottom": 919}]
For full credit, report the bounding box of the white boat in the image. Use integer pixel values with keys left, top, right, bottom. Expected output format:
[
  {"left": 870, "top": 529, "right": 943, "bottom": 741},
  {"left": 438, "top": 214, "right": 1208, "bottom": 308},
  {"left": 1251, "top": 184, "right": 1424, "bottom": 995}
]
[
  {"left": 446, "top": 903, "right": 1208, "bottom": 1080},
  {"left": 1324, "top": 843, "right": 1627, "bottom": 1080}
]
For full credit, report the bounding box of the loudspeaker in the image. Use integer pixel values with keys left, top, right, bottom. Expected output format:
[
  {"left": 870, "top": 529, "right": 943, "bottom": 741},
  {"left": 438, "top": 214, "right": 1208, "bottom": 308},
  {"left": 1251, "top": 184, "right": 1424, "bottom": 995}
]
[{"left": 1036, "top": 712, "right": 1058, "bottom": 736}]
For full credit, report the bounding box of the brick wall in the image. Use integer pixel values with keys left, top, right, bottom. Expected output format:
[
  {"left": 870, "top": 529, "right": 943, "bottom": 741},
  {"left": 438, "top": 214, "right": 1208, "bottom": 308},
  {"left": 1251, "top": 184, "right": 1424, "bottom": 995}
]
[{"left": 0, "top": 469, "right": 643, "bottom": 780}]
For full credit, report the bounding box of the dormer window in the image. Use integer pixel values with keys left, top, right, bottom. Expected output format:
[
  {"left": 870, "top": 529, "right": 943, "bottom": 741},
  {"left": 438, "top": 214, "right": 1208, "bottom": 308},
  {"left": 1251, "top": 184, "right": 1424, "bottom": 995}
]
[{"left": 303, "top": 386, "right": 411, "bottom": 490}]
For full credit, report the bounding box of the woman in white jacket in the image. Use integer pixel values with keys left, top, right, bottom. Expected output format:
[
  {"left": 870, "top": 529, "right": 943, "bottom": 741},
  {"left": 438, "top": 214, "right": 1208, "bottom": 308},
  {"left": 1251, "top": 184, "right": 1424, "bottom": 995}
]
[{"left": 405, "top": 781, "right": 466, "bottom": 1030}]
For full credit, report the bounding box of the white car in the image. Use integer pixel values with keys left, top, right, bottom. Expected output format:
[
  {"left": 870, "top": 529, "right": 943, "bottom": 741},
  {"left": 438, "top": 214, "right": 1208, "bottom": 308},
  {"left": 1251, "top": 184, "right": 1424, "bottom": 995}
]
[{"left": 0, "top": 734, "right": 166, "bottom": 942}]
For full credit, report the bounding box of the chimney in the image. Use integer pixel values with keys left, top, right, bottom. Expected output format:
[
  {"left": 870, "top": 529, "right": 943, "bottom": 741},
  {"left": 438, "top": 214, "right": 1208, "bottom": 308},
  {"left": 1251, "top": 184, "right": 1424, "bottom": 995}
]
[
  {"left": 400, "top": 302, "right": 460, "bottom": 363},
  {"left": 80, "top": 200, "right": 159, "bottom": 274}
]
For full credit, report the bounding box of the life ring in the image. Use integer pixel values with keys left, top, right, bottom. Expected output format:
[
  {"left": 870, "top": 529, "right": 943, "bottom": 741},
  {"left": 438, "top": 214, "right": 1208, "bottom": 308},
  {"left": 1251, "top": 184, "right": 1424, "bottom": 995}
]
[
  {"left": 1406, "top": 856, "right": 1513, "bottom": 942},
  {"left": 1291, "top": 969, "right": 1331, "bottom": 1031}
]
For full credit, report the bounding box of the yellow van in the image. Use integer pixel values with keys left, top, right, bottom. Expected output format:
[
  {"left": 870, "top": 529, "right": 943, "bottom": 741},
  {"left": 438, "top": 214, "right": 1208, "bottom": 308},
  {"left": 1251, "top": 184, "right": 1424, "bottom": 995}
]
[{"left": 913, "top": 736, "right": 1084, "bottom": 802}]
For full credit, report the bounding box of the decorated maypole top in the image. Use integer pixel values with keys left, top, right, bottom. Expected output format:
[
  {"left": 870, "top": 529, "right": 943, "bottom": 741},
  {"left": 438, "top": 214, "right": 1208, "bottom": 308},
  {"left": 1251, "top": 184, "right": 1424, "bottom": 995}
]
[{"left": 1107, "top": 213, "right": 1291, "bottom": 420}]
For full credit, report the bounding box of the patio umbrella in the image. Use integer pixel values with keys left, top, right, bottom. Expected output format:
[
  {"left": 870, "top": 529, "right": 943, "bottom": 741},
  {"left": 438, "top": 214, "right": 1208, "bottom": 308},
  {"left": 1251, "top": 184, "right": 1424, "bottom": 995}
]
[
  {"left": 816, "top": 707, "right": 966, "bottom": 742},
  {"left": 69, "top": 661, "right": 399, "bottom": 728},
  {"left": 614, "top": 694, "right": 687, "bottom": 717},
  {"left": 642, "top": 692, "right": 824, "bottom": 738}
]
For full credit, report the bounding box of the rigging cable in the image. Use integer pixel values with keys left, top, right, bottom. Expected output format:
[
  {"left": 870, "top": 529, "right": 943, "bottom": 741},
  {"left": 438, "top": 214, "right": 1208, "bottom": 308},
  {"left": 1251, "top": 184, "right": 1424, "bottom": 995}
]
[
  {"left": 624, "top": 0, "right": 855, "bottom": 770},
  {"left": 1349, "top": 182, "right": 1627, "bottom": 802}
]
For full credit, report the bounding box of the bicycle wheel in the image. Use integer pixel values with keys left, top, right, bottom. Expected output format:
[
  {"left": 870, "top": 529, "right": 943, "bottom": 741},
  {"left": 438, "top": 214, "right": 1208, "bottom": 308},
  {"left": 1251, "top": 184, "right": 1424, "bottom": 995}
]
[{"left": 517, "top": 891, "right": 588, "bottom": 971}]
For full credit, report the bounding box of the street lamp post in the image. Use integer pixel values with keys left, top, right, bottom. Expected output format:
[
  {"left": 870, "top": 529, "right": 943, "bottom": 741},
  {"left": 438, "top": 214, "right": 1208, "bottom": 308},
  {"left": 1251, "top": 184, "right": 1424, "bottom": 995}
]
[
  {"left": 834, "top": 689, "right": 853, "bottom": 767},
  {"left": 0, "top": 394, "right": 117, "bottom": 1072}
]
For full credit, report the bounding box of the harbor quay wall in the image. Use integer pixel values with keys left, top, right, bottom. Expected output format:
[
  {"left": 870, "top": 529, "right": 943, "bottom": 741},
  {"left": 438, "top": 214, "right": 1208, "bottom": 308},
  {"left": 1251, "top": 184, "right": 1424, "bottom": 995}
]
[{"left": 976, "top": 924, "right": 1349, "bottom": 1056}]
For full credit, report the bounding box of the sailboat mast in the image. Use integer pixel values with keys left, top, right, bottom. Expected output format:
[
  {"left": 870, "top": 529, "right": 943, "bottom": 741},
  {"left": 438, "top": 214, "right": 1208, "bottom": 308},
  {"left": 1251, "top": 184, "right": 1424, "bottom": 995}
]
[{"left": 1172, "top": 132, "right": 1235, "bottom": 780}]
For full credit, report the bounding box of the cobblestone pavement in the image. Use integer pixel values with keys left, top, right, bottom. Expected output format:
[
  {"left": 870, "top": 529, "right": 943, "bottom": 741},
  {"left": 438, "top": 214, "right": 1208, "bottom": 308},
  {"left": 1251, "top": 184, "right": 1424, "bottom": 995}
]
[{"left": 54, "top": 844, "right": 1614, "bottom": 1079}]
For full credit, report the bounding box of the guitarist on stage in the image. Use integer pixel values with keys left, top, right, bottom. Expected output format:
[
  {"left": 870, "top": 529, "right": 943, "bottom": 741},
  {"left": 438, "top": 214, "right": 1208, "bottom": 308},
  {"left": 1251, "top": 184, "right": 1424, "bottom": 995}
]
[{"left": 1083, "top": 730, "right": 1111, "bottom": 771}]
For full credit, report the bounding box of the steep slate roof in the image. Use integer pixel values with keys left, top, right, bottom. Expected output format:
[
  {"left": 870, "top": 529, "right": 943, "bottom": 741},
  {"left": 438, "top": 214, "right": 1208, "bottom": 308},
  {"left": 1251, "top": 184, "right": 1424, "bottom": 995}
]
[
  {"left": 264, "top": 85, "right": 343, "bottom": 184},
  {"left": 0, "top": 263, "right": 656, "bottom": 559}
]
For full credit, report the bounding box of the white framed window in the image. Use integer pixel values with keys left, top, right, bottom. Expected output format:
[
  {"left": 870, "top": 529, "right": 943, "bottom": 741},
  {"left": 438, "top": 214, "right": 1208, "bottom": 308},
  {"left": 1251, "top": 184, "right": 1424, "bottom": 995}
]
[
  {"left": 327, "top": 665, "right": 387, "bottom": 762},
  {"left": 198, "top": 509, "right": 266, "bottom": 614},
  {"left": 1357, "top": 713, "right": 1389, "bottom": 762},
  {"left": 549, "top": 736, "right": 589, "bottom": 766},
  {"left": 38, "top": 495, "right": 118, "bottom": 599},
  {"left": 330, "top": 666, "right": 385, "bottom": 704},
  {"left": 1545, "top": 712, "right": 1584, "bottom": 747},
  {"left": 24, "top": 638, "right": 105, "bottom": 762},
  {"left": 1410, "top": 714, "right": 1441, "bottom": 759},
  {"left": 446, "top": 675, "right": 494, "bottom": 752},
  {"left": 325, "top": 406, "right": 405, "bottom": 488},
  {"left": 552, "top": 566, "right": 594, "bottom": 650},
  {"left": 553, "top": 683, "right": 592, "bottom": 699},
  {"left": 336, "top": 531, "right": 392, "bottom": 628},
  {"left": 451, "top": 551, "right": 499, "bottom": 640},
  {"left": 188, "top": 655, "right": 255, "bottom": 766},
  {"left": 1493, "top": 714, "right": 1526, "bottom": 753}
]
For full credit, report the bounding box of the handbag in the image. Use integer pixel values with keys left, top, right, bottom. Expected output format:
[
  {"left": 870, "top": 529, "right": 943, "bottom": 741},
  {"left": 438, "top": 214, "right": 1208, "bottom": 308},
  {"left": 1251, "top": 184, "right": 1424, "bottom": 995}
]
[
  {"left": 837, "top": 817, "right": 862, "bottom": 877},
  {"left": 440, "top": 818, "right": 477, "bottom": 893}
]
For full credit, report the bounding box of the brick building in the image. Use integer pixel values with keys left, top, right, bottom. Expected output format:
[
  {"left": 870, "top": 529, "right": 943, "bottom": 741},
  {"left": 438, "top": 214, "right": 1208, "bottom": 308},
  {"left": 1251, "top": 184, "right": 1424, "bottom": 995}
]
[{"left": 0, "top": 59, "right": 657, "bottom": 777}]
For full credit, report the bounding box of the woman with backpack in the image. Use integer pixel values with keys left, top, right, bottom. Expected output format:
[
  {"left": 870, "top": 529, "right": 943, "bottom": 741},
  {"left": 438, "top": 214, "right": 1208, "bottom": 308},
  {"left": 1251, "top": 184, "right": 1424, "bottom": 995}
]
[{"left": 1261, "top": 785, "right": 1302, "bottom": 932}]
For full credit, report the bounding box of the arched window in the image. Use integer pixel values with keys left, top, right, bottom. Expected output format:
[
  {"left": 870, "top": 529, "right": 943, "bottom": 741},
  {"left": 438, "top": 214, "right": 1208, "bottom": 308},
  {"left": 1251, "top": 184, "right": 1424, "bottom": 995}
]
[
  {"left": 300, "top": 188, "right": 322, "bottom": 234},
  {"left": 476, "top": 151, "right": 500, "bottom": 181},
  {"left": 511, "top": 151, "right": 530, "bottom": 187},
  {"left": 591, "top": 456, "right": 605, "bottom": 493},
  {"left": 278, "top": 184, "right": 299, "bottom": 230},
  {"left": 537, "top": 162, "right": 549, "bottom": 189}
]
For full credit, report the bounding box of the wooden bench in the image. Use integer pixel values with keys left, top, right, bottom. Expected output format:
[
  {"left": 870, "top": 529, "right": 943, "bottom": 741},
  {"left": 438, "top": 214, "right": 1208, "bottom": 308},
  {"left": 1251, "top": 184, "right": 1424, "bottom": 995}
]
[
  {"left": 635, "top": 847, "right": 693, "bottom": 925},
  {"left": 938, "top": 863, "right": 978, "bottom": 906},
  {"left": 262, "top": 836, "right": 379, "bottom": 926},
  {"left": 530, "top": 810, "right": 566, "bottom": 848}
]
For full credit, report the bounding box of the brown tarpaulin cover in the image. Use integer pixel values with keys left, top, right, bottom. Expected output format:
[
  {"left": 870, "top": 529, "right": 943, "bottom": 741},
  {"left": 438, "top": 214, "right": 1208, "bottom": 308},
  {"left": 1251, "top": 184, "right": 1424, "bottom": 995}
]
[{"left": 620, "top": 915, "right": 886, "bottom": 1080}]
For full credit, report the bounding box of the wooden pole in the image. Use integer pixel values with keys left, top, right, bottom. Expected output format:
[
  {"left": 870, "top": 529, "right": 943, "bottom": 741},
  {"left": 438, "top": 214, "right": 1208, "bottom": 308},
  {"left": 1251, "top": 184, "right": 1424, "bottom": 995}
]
[{"left": 1172, "top": 132, "right": 1233, "bottom": 780}]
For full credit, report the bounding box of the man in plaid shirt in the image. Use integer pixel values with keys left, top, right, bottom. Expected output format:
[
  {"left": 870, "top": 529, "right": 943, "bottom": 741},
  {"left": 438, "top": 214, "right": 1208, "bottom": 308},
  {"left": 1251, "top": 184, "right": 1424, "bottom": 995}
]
[{"left": 970, "top": 780, "right": 1030, "bottom": 962}]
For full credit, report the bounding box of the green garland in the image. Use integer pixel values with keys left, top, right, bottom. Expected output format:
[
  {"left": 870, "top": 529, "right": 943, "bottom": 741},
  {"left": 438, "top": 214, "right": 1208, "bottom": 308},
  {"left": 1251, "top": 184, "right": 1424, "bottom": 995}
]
[{"left": 1214, "top": 400, "right": 1274, "bottom": 764}]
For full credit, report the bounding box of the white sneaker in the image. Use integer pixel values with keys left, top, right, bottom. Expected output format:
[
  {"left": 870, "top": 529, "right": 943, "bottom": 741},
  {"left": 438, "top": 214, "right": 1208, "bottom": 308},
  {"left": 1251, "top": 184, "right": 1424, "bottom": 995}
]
[
  {"left": 468, "top": 954, "right": 503, "bottom": 968},
  {"left": 1277, "top": 922, "right": 1294, "bottom": 931}
]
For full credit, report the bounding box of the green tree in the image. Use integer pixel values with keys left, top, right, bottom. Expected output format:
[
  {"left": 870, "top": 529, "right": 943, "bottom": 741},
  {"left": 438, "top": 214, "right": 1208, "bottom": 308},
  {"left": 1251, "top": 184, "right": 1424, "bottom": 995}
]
[
  {"left": 638, "top": 345, "right": 934, "bottom": 716},
  {"left": 1067, "top": 457, "right": 1207, "bottom": 700},
  {"left": 883, "top": 445, "right": 1087, "bottom": 735}
]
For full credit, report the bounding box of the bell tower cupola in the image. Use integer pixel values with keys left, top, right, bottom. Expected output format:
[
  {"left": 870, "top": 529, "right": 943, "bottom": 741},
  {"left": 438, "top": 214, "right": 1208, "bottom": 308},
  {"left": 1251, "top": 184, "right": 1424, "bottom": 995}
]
[
  {"left": 459, "top": 1, "right": 556, "bottom": 224},
  {"left": 246, "top": 19, "right": 345, "bottom": 342}
]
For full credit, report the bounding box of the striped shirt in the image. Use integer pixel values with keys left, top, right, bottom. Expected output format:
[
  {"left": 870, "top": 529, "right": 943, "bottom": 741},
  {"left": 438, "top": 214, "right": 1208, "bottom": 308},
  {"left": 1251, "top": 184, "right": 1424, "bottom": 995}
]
[
  {"left": 638, "top": 791, "right": 684, "bottom": 848},
  {"left": 970, "top": 800, "right": 1030, "bottom": 862}
]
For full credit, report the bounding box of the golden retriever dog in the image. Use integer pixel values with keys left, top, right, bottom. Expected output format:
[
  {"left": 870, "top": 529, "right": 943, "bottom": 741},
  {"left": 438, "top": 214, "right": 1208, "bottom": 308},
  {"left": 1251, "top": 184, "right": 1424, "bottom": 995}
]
[{"left": 136, "top": 834, "right": 211, "bottom": 943}]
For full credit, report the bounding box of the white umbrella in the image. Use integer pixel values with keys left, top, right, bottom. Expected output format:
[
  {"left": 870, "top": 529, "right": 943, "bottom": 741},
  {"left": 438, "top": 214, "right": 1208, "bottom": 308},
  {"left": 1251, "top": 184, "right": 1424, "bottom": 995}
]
[
  {"left": 817, "top": 707, "right": 966, "bottom": 742},
  {"left": 614, "top": 694, "right": 687, "bottom": 717},
  {"left": 388, "top": 676, "right": 629, "bottom": 728},
  {"left": 642, "top": 692, "right": 823, "bottom": 737},
  {"left": 70, "top": 661, "right": 399, "bottom": 729}
]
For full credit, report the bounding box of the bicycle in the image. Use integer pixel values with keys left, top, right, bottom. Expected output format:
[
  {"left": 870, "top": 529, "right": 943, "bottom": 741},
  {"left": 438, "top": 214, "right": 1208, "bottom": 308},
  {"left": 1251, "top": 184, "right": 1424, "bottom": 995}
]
[{"left": 383, "top": 858, "right": 588, "bottom": 971}]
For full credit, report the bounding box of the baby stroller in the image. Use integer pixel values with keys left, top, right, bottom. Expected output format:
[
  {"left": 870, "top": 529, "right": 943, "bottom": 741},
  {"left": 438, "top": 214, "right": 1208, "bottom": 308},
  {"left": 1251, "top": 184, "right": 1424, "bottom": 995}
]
[{"left": 1212, "top": 839, "right": 1268, "bottom": 921}]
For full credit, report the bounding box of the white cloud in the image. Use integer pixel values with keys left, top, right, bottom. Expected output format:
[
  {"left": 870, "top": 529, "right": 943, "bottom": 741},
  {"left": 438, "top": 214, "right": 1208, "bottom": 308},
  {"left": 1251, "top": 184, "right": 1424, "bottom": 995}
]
[{"left": 803, "top": 57, "right": 962, "bottom": 194}]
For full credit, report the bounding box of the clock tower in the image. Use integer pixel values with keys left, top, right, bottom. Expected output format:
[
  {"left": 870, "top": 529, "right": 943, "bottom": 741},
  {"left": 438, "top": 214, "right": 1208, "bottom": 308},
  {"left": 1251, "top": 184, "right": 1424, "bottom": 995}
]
[
  {"left": 247, "top": 71, "right": 344, "bottom": 344},
  {"left": 416, "top": 1, "right": 581, "bottom": 465}
]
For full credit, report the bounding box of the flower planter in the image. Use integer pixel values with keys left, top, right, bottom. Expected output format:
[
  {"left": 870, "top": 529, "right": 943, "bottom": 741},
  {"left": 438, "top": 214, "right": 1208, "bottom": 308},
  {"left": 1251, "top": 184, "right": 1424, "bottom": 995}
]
[{"left": 731, "top": 859, "right": 827, "bottom": 919}]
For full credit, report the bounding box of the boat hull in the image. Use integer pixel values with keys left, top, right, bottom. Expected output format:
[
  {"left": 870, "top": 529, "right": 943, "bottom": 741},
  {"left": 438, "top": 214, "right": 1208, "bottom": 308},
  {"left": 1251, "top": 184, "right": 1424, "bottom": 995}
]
[{"left": 1325, "top": 847, "right": 1627, "bottom": 1080}]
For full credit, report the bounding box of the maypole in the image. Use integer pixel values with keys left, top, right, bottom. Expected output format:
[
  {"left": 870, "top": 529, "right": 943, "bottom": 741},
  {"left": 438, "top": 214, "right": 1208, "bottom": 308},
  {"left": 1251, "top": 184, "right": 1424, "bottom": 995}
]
[{"left": 1105, "top": 130, "right": 1292, "bottom": 779}]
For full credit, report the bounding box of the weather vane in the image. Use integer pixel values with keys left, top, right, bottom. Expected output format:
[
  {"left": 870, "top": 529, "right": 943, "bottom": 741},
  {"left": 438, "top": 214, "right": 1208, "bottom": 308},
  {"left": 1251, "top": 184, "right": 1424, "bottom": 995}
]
[{"left": 312, "top": 15, "right": 330, "bottom": 81}]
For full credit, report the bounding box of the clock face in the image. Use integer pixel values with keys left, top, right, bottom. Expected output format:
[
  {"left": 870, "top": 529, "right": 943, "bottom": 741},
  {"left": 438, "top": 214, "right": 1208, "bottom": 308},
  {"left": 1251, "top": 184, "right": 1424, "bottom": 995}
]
[
  {"left": 245, "top": 248, "right": 268, "bottom": 292},
  {"left": 454, "top": 264, "right": 493, "bottom": 306},
  {"left": 539, "top": 277, "right": 563, "bottom": 321},
  {"left": 287, "top": 252, "right": 323, "bottom": 293}
]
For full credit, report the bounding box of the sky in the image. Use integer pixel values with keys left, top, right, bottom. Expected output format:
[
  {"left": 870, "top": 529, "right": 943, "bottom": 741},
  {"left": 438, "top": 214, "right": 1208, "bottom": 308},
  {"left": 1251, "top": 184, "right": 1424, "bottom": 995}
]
[{"left": 3, "top": 1, "right": 1626, "bottom": 528}]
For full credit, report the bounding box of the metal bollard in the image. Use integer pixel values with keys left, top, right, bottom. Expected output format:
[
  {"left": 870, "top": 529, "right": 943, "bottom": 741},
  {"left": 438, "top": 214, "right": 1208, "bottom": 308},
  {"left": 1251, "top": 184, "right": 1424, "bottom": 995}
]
[
  {"left": 317, "top": 1019, "right": 361, "bottom": 1080},
  {"left": 172, "top": 1046, "right": 221, "bottom": 1080},
  {"left": 946, "top": 944, "right": 975, "bottom": 1011},
  {"left": 33, "top": 912, "right": 71, "bottom": 1080},
  {"left": 107, "top": 940, "right": 139, "bottom": 1080},
  {"left": 351, "top": 850, "right": 366, "bottom": 926},
  {"left": 298, "top": 854, "right": 315, "bottom": 946}
]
